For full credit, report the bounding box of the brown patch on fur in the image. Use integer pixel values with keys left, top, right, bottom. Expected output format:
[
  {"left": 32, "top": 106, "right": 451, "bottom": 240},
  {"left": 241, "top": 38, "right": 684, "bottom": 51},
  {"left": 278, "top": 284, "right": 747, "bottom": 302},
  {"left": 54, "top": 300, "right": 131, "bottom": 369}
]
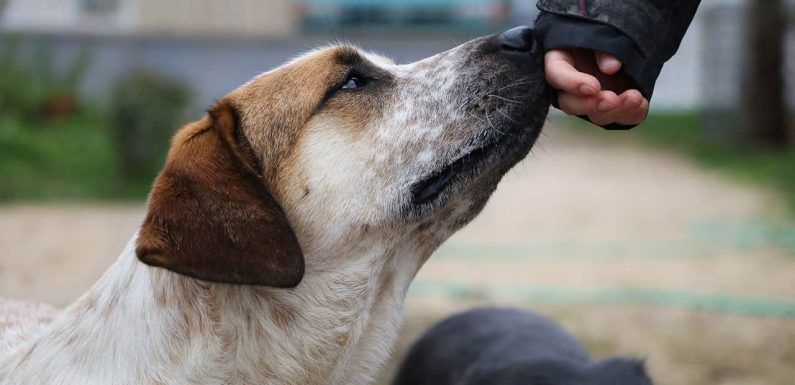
[
  {"left": 156, "top": 290, "right": 167, "bottom": 308},
  {"left": 268, "top": 298, "right": 299, "bottom": 330},
  {"left": 222, "top": 46, "right": 392, "bottom": 207},
  {"left": 333, "top": 330, "right": 351, "bottom": 350},
  {"left": 243, "top": 308, "right": 254, "bottom": 328},
  {"left": 193, "top": 281, "right": 221, "bottom": 338},
  {"left": 101, "top": 267, "right": 134, "bottom": 318},
  {"left": 65, "top": 332, "right": 78, "bottom": 348},
  {"left": 315, "top": 84, "right": 390, "bottom": 138},
  {"left": 255, "top": 360, "right": 278, "bottom": 384},
  {"left": 136, "top": 100, "right": 305, "bottom": 287},
  {"left": 136, "top": 46, "right": 387, "bottom": 287},
  {"left": 227, "top": 47, "right": 359, "bottom": 186}
]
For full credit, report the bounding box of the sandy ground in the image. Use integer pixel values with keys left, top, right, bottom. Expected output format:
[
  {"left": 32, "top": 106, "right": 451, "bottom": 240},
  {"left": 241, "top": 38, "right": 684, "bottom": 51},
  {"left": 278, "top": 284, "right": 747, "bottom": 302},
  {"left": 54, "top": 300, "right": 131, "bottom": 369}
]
[{"left": 1, "top": 125, "right": 793, "bottom": 384}]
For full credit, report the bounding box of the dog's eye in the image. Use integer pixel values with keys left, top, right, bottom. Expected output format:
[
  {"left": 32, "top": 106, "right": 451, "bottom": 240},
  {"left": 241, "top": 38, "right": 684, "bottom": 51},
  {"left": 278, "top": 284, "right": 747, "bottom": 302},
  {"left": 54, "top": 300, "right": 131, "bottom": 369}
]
[{"left": 341, "top": 76, "right": 368, "bottom": 90}]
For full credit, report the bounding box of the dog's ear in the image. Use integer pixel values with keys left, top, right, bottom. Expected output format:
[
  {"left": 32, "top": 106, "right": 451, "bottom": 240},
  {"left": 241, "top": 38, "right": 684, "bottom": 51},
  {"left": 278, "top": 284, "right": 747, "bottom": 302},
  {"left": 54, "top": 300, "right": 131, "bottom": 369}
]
[{"left": 135, "top": 100, "right": 304, "bottom": 287}]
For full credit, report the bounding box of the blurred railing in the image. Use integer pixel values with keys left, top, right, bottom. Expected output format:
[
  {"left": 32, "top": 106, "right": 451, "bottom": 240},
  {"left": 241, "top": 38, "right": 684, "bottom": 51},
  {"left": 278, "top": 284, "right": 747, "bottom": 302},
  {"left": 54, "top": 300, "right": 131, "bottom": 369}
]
[{"left": 298, "top": 0, "right": 511, "bottom": 32}]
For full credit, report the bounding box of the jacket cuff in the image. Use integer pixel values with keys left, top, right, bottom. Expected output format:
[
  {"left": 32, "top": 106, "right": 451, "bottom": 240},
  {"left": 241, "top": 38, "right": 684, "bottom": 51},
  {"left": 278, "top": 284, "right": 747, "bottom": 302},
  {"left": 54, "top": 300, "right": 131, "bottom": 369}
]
[
  {"left": 535, "top": 12, "right": 663, "bottom": 101},
  {"left": 537, "top": 0, "right": 663, "bottom": 58}
]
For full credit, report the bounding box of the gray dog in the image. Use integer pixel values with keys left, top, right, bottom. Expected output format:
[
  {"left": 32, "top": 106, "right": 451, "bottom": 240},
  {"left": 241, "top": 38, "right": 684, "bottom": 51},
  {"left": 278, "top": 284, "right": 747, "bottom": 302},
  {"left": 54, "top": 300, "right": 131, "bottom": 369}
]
[{"left": 393, "top": 307, "right": 654, "bottom": 385}]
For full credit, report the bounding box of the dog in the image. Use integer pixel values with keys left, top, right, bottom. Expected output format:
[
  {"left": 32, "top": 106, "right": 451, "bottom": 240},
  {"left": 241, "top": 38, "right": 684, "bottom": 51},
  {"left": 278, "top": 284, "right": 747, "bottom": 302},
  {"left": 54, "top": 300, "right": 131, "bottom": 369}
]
[
  {"left": 0, "top": 26, "right": 549, "bottom": 385},
  {"left": 393, "top": 307, "right": 654, "bottom": 385}
]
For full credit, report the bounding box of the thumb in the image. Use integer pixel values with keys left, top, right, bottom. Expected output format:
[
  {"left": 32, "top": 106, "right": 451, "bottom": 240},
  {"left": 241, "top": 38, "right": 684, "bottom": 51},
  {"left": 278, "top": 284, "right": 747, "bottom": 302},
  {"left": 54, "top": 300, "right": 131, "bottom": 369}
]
[{"left": 596, "top": 52, "right": 622, "bottom": 75}]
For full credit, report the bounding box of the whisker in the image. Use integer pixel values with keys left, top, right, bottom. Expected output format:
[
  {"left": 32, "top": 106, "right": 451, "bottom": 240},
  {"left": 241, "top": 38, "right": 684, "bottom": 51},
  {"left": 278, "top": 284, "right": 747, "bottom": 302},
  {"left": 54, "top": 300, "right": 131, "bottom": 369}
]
[
  {"left": 487, "top": 94, "right": 521, "bottom": 104},
  {"left": 466, "top": 112, "right": 487, "bottom": 124},
  {"left": 495, "top": 108, "right": 519, "bottom": 124},
  {"left": 454, "top": 73, "right": 544, "bottom": 116},
  {"left": 490, "top": 77, "right": 538, "bottom": 93},
  {"left": 484, "top": 110, "right": 508, "bottom": 136}
]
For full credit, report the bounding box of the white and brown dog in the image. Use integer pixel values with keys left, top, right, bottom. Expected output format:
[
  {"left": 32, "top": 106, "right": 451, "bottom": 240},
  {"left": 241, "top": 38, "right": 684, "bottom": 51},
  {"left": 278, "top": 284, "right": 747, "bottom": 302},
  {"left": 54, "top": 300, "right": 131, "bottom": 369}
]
[{"left": 0, "top": 27, "right": 550, "bottom": 385}]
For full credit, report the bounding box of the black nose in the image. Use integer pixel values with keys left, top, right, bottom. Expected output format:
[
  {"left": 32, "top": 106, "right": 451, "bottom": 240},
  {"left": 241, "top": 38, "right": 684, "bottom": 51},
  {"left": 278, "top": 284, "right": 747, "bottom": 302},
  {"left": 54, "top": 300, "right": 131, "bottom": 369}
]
[{"left": 495, "top": 26, "right": 538, "bottom": 56}]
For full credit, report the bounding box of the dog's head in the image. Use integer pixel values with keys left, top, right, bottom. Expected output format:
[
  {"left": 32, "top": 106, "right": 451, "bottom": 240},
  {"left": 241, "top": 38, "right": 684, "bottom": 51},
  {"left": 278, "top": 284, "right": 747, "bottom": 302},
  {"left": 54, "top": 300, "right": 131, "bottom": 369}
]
[{"left": 136, "top": 27, "right": 550, "bottom": 286}]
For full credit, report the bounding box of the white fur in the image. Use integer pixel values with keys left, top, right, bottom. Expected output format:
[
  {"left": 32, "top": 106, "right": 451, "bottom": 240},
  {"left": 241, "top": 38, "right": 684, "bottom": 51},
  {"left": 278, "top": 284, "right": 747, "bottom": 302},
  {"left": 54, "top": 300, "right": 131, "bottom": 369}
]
[{"left": 0, "top": 232, "right": 421, "bottom": 385}]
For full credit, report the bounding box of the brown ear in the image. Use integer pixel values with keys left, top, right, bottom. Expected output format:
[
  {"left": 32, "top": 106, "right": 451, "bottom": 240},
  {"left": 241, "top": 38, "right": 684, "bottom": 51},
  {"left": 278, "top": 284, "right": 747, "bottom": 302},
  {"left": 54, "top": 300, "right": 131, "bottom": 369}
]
[{"left": 135, "top": 100, "right": 304, "bottom": 287}]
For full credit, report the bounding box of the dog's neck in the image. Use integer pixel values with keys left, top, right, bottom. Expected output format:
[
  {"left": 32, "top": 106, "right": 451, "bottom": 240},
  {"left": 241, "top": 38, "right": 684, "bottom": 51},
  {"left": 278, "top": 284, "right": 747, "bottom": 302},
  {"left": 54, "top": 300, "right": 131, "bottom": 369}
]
[{"left": 1, "top": 233, "right": 426, "bottom": 385}]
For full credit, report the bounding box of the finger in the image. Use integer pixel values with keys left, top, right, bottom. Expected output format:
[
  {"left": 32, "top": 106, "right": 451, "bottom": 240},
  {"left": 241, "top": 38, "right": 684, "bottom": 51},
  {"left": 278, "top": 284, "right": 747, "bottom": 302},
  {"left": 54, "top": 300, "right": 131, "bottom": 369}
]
[
  {"left": 618, "top": 97, "right": 650, "bottom": 125},
  {"left": 595, "top": 52, "right": 622, "bottom": 75},
  {"left": 558, "top": 92, "right": 600, "bottom": 116},
  {"left": 611, "top": 90, "right": 649, "bottom": 125},
  {"left": 619, "top": 89, "right": 645, "bottom": 107},
  {"left": 639, "top": 97, "right": 650, "bottom": 112},
  {"left": 545, "top": 50, "right": 601, "bottom": 96},
  {"left": 590, "top": 94, "right": 641, "bottom": 125},
  {"left": 595, "top": 91, "right": 621, "bottom": 113},
  {"left": 589, "top": 98, "right": 640, "bottom": 126},
  {"left": 589, "top": 92, "right": 649, "bottom": 126}
]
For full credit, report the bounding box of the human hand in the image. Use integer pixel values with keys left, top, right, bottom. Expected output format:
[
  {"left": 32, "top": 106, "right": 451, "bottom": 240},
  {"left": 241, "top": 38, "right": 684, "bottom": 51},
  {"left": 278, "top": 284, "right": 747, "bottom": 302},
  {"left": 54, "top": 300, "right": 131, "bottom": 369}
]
[{"left": 545, "top": 48, "right": 649, "bottom": 126}]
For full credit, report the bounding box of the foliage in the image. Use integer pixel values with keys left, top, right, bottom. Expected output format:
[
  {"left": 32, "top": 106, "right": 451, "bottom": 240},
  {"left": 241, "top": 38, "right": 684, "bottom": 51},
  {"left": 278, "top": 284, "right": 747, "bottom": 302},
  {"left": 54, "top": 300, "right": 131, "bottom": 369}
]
[
  {"left": 0, "top": 36, "right": 92, "bottom": 121},
  {"left": 0, "top": 37, "right": 192, "bottom": 202},
  {"left": 108, "top": 70, "right": 191, "bottom": 188},
  {"left": 0, "top": 110, "right": 119, "bottom": 201}
]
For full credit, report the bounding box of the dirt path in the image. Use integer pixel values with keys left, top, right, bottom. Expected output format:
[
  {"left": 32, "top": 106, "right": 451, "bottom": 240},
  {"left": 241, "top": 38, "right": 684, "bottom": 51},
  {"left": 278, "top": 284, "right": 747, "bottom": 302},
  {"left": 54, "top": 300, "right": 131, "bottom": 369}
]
[{"left": 1, "top": 124, "right": 793, "bottom": 384}]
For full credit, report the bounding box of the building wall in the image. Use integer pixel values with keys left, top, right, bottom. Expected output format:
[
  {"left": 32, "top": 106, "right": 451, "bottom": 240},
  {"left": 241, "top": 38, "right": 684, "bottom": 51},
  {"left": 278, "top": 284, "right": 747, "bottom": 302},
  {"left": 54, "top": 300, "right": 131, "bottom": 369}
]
[
  {"left": 135, "top": 0, "right": 296, "bottom": 38},
  {"left": 0, "top": 0, "right": 296, "bottom": 37},
  {"left": 8, "top": 1, "right": 790, "bottom": 112}
]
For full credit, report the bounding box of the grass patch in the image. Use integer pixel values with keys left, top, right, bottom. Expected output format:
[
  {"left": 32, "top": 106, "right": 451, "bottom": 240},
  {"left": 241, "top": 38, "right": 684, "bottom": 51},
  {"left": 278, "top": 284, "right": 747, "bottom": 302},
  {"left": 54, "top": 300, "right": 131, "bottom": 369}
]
[
  {"left": 0, "top": 37, "right": 187, "bottom": 203},
  {"left": 574, "top": 113, "right": 795, "bottom": 214},
  {"left": 0, "top": 111, "right": 155, "bottom": 202}
]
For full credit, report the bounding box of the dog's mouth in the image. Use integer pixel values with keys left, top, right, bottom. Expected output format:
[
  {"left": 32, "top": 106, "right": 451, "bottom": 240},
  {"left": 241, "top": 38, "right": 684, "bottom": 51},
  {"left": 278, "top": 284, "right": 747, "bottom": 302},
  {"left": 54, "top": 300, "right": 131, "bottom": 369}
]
[{"left": 410, "top": 139, "right": 502, "bottom": 206}]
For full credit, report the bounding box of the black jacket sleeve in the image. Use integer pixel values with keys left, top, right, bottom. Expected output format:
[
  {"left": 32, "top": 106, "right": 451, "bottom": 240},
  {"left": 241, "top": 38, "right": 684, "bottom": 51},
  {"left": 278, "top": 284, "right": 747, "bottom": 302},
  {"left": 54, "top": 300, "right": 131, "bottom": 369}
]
[{"left": 534, "top": 0, "right": 701, "bottom": 128}]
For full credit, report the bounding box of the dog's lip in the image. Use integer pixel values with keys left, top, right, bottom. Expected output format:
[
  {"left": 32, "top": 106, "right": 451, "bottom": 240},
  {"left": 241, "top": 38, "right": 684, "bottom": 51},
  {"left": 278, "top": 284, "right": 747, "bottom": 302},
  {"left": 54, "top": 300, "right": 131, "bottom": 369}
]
[{"left": 410, "top": 139, "right": 501, "bottom": 205}]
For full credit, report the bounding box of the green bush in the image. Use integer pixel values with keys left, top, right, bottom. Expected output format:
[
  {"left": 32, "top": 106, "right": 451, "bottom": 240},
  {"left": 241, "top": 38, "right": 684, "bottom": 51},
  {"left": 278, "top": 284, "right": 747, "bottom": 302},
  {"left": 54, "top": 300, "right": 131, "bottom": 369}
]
[
  {"left": 108, "top": 70, "right": 191, "bottom": 189},
  {"left": 0, "top": 37, "right": 193, "bottom": 201},
  {"left": 0, "top": 110, "right": 117, "bottom": 201},
  {"left": 0, "top": 36, "right": 91, "bottom": 121}
]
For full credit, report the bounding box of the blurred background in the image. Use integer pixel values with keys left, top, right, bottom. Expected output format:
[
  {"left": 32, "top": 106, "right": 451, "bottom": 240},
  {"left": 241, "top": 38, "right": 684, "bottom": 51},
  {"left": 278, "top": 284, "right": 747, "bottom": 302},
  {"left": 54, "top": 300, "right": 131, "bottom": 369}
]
[{"left": 0, "top": 1, "right": 794, "bottom": 384}]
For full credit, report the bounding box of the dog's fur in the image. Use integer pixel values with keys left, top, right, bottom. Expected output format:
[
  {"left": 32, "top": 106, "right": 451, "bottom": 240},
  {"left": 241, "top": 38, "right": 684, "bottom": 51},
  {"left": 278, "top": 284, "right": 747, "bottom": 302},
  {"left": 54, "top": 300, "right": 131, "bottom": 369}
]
[
  {"left": 393, "top": 307, "right": 654, "bottom": 385},
  {"left": 0, "top": 31, "right": 549, "bottom": 385}
]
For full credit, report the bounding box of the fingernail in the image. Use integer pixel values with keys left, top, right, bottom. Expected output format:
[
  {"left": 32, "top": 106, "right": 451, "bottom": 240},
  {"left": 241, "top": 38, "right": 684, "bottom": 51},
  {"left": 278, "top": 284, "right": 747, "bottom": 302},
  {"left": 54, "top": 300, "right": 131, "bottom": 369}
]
[
  {"left": 604, "top": 57, "right": 621, "bottom": 70},
  {"left": 579, "top": 85, "right": 597, "bottom": 96},
  {"left": 597, "top": 100, "right": 614, "bottom": 112}
]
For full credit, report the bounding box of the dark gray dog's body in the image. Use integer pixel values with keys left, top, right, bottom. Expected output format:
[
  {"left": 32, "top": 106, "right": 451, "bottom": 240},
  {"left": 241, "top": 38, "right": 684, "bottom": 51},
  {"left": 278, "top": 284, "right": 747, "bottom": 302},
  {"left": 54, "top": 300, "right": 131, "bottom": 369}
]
[{"left": 393, "top": 307, "right": 653, "bottom": 385}]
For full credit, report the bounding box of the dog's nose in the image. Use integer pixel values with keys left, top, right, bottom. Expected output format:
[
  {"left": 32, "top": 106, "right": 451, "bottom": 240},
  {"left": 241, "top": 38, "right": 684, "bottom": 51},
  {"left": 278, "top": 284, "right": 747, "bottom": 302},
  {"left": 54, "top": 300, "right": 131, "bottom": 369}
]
[{"left": 495, "top": 26, "right": 538, "bottom": 56}]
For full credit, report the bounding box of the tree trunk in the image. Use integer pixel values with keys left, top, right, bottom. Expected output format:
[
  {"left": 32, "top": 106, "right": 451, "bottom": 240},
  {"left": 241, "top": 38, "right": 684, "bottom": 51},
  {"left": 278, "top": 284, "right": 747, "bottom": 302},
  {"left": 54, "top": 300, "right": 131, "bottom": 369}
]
[{"left": 743, "top": 0, "right": 789, "bottom": 149}]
